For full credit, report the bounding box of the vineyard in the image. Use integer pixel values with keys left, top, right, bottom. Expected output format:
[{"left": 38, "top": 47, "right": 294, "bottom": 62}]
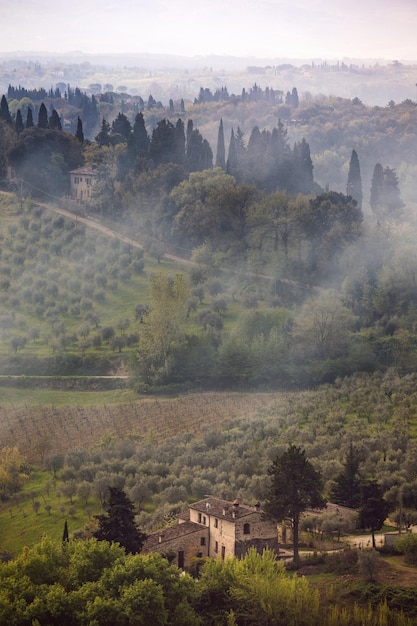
[{"left": 0, "top": 391, "right": 290, "bottom": 461}]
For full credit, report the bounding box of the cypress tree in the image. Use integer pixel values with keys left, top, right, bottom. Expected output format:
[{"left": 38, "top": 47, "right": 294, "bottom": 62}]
[
  {"left": 346, "top": 149, "right": 363, "bottom": 209},
  {"left": 48, "top": 108, "right": 62, "bottom": 131},
  {"left": 370, "top": 163, "right": 385, "bottom": 218},
  {"left": 37, "top": 102, "right": 48, "bottom": 128},
  {"left": 226, "top": 128, "right": 237, "bottom": 174},
  {"left": 15, "top": 109, "right": 24, "bottom": 134},
  {"left": 62, "top": 519, "right": 69, "bottom": 542},
  {"left": 215, "top": 118, "right": 226, "bottom": 169},
  {"left": 294, "top": 138, "right": 314, "bottom": 194},
  {"left": 75, "top": 116, "right": 84, "bottom": 143},
  {"left": 174, "top": 118, "right": 186, "bottom": 165},
  {"left": 26, "top": 107, "right": 34, "bottom": 128},
  {"left": 129, "top": 111, "right": 148, "bottom": 159},
  {"left": 291, "top": 87, "right": 299, "bottom": 108},
  {"left": 0, "top": 95, "right": 12, "bottom": 124}
]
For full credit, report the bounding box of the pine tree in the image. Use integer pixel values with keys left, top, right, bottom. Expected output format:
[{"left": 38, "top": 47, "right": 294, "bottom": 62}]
[
  {"left": 265, "top": 445, "right": 325, "bottom": 564},
  {"left": 15, "top": 109, "right": 24, "bottom": 134},
  {"left": 75, "top": 116, "right": 84, "bottom": 143},
  {"left": 215, "top": 119, "right": 226, "bottom": 169},
  {"left": 330, "top": 443, "right": 362, "bottom": 508},
  {"left": 26, "top": 107, "right": 34, "bottom": 128},
  {"left": 95, "top": 117, "right": 111, "bottom": 146},
  {"left": 37, "top": 103, "right": 48, "bottom": 129},
  {"left": 358, "top": 481, "right": 390, "bottom": 549},
  {"left": 94, "top": 487, "right": 146, "bottom": 554},
  {"left": 346, "top": 149, "right": 363, "bottom": 209},
  {"left": 111, "top": 112, "right": 132, "bottom": 143},
  {"left": 0, "top": 95, "right": 12, "bottom": 124}
]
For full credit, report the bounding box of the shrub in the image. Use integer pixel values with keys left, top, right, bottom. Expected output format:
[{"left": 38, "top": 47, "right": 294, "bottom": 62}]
[{"left": 395, "top": 533, "right": 417, "bottom": 565}]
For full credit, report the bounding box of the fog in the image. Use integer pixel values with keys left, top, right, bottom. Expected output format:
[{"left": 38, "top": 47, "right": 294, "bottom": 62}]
[{"left": 1, "top": 0, "right": 417, "bottom": 62}]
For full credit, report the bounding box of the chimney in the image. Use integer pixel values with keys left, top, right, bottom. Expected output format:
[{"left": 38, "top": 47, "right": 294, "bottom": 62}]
[
  {"left": 232, "top": 499, "right": 239, "bottom": 518},
  {"left": 254, "top": 502, "right": 261, "bottom": 512}
]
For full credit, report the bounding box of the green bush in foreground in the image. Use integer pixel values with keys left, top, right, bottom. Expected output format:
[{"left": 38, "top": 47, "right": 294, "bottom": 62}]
[
  {"left": 395, "top": 533, "right": 417, "bottom": 565},
  {"left": 0, "top": 540, "right": 414, "bottom": 625}
]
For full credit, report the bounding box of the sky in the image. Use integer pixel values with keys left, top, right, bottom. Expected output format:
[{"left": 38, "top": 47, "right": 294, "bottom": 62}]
[{"left": 1, "top": 0, "right": 417, "bottom": 61}]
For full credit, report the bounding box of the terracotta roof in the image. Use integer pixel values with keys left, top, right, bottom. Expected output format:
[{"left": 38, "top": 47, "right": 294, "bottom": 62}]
[
  {"left": 143, "top": 520, "right": 207, "bottom": 550},
  {"left": 190, "top": 497, "right": 260, "bottom": 520}
]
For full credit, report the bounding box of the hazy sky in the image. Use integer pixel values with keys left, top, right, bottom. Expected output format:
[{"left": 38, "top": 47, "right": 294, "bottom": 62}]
[{"left": 1, "top": 0, "right": 417, "bottom": 60}]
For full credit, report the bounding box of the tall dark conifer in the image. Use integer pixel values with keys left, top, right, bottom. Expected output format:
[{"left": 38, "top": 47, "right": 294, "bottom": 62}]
[
  {"left": 0, "top": 95, "right": 12, "bottom": 124},
  {"left": 15, "top": 109, "right": 24, "bottom": 134},
  {"left": 26, "top": 107, "right": 34, "bottom": 128},
  {"left": 48, "top": 109, "right": 62, "bottom": 131},
  {"left": 175, "top": 118, "right": 186, "bottom": 165},
  {"left": 94, "top": 487, "right": 146, "bottom": 554},
  {"left": 95, "top": 117, "right": 111, "bottom": 146},
  {"left": 129, "top": 111, "right": 149, "bottom": 159},
  {"left": 346, "top": 149, "right": 362, "bottom": 209},
  {"left": 370, "top": 163, "right": 385, "bottom": 218},
  {"left": 37, "top": 102, "right": 48, "bottom": 129},
  {"left": 294, "top": 138, "right": 314, "bottom": 194},
  {"left": 226, "top": 128, "right": 237, "bottom": 175},
  {"left": 215, "top": 118, "right": 226, "bottom": 170},
  {"left": 75, "top": 116, "right": 84, "bottom": 143}
]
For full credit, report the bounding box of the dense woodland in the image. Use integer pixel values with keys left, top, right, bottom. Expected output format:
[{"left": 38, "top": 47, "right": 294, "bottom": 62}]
[
  {"left": 1, "top": 77, "right": 417, "bottom": 623},
  {"left": 0, "top": 84, "right": 416, "bottom": 391}
]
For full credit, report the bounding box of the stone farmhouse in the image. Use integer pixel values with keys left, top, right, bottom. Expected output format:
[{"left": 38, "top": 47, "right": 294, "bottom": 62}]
[
  {"left": 69, "top": 167, "right": 97, "bottom": 202},
  {"left": 142, "top": 496, "right": 279, "bottom": 569}
]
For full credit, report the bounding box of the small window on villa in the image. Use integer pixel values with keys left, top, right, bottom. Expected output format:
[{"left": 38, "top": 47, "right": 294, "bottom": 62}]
[
  {"left": 243, "top": 523, "right": 250, "bottom": 535},
  {"left": 86, "top": 178, "right": 90, "bottom": 185},
  {"left": 221, "top": 546, "right": 226, "bottom": 559},
  {"left": 214, "top": 518, "right": 218, "bottom": 528},
  {"left": 79, "top": 177, "right": 83, "bottom": 182},
  {"left": 215, "top": 541, "right": 218, "bottom": 553},
  {"left": 200, "top": 537, "right": 206, "bottom": 546},
  {"left": 198, "top": 513, "right": 202, "bottom": 523},
  {"left": 74, "top": 176, "right": 79, "bottom": 184},
  {"left": 203, "top": 516, "right": 206, "bottom": 525}
]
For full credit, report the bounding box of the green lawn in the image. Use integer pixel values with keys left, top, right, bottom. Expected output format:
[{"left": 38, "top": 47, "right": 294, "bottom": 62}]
[
  {"left": 0, "top": 387, "right": 139, "bottom": 408},
  {"left": 0, "top": 470, "right": 102, "bottom": 554}
]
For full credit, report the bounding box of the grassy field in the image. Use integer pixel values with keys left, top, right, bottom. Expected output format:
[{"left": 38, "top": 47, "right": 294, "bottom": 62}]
[{"left": 0, "top": 470, "right": 101, "bottom": 554}]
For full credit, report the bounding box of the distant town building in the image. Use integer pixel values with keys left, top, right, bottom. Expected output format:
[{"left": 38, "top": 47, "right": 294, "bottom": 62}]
[
  {"left": 69, "top": 167, "right": 97, "bottom": 202},
  {"left": 142, "top": 496, "right": 279, "bottom": 570}
]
